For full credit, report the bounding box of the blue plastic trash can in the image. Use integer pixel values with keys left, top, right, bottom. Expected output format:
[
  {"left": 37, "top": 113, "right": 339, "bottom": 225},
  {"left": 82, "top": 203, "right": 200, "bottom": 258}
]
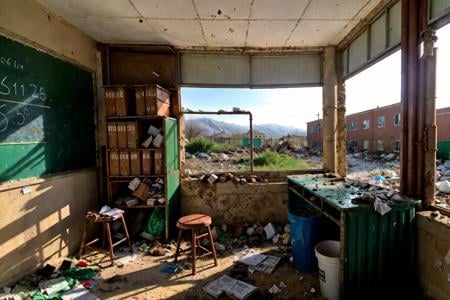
[{"left": 288, "top": 210, "right": 321, "bottom": 272}]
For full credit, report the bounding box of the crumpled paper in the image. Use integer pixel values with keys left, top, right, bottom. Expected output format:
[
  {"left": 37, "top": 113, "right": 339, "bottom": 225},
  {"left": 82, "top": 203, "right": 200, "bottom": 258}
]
[{"left": 374, "top": 198, "right": 391, "bottom": 215}]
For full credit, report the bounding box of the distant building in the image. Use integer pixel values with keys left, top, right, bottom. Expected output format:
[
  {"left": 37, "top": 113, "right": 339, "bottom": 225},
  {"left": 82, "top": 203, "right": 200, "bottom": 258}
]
[
  {"left": 307, "top": 103, "right": 450, "bottom": 153},
  {"left": 242, "top": 130, "right": 265, "bottom": 149},
  {"left": 210, "top": 131, "right": 231, "bottom": 144}
]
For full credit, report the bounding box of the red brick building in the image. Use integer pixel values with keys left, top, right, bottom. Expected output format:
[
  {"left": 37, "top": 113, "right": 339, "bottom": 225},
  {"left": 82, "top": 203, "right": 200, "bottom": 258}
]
[{"left": 307, "top": 103, "right": 450, "bottom": 153}]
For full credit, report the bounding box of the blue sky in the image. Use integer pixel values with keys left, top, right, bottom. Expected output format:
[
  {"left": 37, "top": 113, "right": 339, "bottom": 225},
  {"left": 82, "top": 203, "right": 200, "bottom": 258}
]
[{"left": 182, "top": 24, "right": 450, "bottom": 131}]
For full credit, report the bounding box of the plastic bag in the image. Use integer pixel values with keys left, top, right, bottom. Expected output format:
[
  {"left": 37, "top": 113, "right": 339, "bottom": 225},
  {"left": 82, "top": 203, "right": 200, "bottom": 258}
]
[{"left": 145, "top": 208, "right": 164, "bottom": 237}]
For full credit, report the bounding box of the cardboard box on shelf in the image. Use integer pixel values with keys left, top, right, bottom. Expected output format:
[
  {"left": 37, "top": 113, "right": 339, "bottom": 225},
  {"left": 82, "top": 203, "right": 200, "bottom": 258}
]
[
  {"left": 119, "top": 151, "right": 130, "bottom": 176},
  {"left": 154, "top": 149, "right": 163, "bottom": 175},
  {"left": 115, "top": 86, "right": 132, "bottom": 116},
  {"left": 144, "top": 85, "right": 170, "bottom": 116},
  {"left": 126, "top": 122, "right": 139, "bottom": 149},
  {"left": 135, "top": 86, "right": 146, "bottom": 116},
  {"left": 141, "top": 150, "right": 153, "bottom": 175},
  {"left": 105, "top": 87, "right": 116, "bottom": 116},
  {"left": 117, "top": 122, "right": 128, "bottom": 148},
  {"left": 109, "top": 151, "right": 120, "bottom": 176},
  {"left": 130, "top": 150, "right": 141, "bottom": 175},
  {"left": 107, "top": 122, "right": 118, "bottom": 149}
]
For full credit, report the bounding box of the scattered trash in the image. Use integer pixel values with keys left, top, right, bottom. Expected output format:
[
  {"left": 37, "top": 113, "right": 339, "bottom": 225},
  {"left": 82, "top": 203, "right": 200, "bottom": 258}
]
[
  {"left": 255, "top": 255, "right": 281, "bottom": 274},
  {"left": 38, "top": 264, "right": 56, "bottom": 277},
  {"left": 160, "top": 263, "right": 182, "bottom": 274},
  {"left": 264, "top": 223, "right": 276, "bottom": 240},
  {"left": 208, "top": 174, "right": 218, "bottom": 184},
  {"left": 272, "top": 233, "right": 280, "bottom": 244},
  {"left": 246, "top": 227, "right": 255, "bottom": 236},
  {"left": 374, "top": 198, "right": 392, "bottom": 215},
  {"left": 215, "top": 242, "right": 226, "bottom": 252},
  {"left": 268, "top": 284, "right": 281, "bottom": 294},
  {"left": 39, "top": 277, "right": 71, "bottom": 295},
  {"left": 78, "top": 261, "right": 89, "bottom": 268},
  {"left": 237, "top": 252, "right": 267, "bottom": 267},
  {"left": 279, "top": 281, "right": 287, "bottom": 288},
  {"left": 203, "top": 275, "right": 257, "bottom": 299},
  {"left": 435, "top": 259, "right": 443, "bottom": 272},
  {"left": 436, "top": 181, "right": 450, "bottom": 193},
  {"left": 61, "top": 284, "right": 99, "bottom": 300}
]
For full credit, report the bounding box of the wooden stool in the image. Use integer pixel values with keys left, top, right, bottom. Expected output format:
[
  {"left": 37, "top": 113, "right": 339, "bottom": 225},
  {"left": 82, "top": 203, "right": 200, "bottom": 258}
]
[
  {"left": 78, "top": 210, "right": 132, "bottom": 264},
  {"left": 174, "top": 214, "right": 218, "bottom": 275}
]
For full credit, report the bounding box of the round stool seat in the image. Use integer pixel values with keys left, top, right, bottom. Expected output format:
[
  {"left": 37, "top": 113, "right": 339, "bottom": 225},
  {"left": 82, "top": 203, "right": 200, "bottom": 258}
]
[{"left": 177, "top": 214, "right": 212, "bottom": 230}]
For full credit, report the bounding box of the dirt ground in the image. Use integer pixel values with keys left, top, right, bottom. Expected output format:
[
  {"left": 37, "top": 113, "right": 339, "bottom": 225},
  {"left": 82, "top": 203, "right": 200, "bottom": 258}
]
[{"left": 83, "top": 244, "right": 325, "bottom": 300}]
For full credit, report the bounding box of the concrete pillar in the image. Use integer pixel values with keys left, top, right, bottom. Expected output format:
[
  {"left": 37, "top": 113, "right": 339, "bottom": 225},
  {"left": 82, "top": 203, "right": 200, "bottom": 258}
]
[
  {"left": 337, "top": 79, "right": 347, "bottom": 177},
  {"left": 322, "top": 46, "right": 338, "bottom": 174},
  {"left": 400, "top": 0, "right": 437, "bottom": 205}
]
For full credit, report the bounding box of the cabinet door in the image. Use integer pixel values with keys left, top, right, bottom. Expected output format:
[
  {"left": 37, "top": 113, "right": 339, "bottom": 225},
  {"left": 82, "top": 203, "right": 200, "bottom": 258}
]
[{"left": 164, "top": 118, "right": 179, "bottom": 171}]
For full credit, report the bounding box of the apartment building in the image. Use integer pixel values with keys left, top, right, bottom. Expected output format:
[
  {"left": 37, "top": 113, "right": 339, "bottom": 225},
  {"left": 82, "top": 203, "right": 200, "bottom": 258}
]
[{"left": 307, "top": 103, "right": 450, "bottom": 153}]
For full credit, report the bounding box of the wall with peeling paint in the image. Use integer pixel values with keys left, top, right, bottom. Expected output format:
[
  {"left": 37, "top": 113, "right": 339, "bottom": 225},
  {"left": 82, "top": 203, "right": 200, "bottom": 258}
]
[
  {"left": 181, "top": 180, "right": 288, "bottom": 225},
  {"left": 417, "top": 211, "right": 450, "bottom": 300},
  {"left": 0, "top": 0, "right": 98, "bottom": 286}
]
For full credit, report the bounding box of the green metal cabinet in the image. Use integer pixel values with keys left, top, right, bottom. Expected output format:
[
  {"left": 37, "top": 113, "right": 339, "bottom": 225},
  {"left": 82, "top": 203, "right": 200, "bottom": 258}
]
[
  {"left": 287, "top": 175, "right": 420, "bottom": 299},
  {"left": 164, "top": 118, "right": 181, "bottom": 239},
  {"left": 437, "top": 140, "right": 450, "bottom": 160}
]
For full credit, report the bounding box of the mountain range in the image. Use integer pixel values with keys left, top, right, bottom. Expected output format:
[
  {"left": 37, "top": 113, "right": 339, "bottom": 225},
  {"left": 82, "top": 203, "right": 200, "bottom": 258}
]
[{"left": 186, "top": 117, "right": 306, "bottom": 138}]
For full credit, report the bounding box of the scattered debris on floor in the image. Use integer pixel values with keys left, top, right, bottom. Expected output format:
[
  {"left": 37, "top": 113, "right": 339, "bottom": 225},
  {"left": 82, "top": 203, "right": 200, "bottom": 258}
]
[
  {"left": 1, "top": 217, "right": 325, "bottom": 300},
  {"left": 203, "top": 275, "right": 257, "bottom": 299},
  {"left": 0, "top": 260, "right": 98, "bottom": 300}
]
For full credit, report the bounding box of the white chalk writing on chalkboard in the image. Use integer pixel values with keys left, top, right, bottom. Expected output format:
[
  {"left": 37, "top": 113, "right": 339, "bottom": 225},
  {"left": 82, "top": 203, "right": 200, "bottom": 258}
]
[
  {"left": 0, "top": 56, "right": 23, "bottom": 70},
  {"left": 0, "top": 76, "right": 46, "bottom": 101}
]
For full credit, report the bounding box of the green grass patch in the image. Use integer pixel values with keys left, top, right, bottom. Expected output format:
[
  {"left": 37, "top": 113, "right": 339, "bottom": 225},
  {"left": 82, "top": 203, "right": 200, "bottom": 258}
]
[
  {"left": 186, "top": 138, "right": 237, "bottom": 155},
  {"left": 253, "top": 151, "right": 309, "bottom": 170},
  {"left": 185, "top": 137, "right": 215, "bottom": 154}
]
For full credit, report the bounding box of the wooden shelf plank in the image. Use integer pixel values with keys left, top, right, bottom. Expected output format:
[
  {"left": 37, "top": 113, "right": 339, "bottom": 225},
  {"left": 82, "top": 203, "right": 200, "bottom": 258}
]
[
  {"left": 108, "top": 175, "right": 164, "bottom": 179},
  {"left": 116, "top": 205, "right": 165, "bottom": 209},
  {"left": 106, "top": 148, "right": 162, "bottom": 151}
]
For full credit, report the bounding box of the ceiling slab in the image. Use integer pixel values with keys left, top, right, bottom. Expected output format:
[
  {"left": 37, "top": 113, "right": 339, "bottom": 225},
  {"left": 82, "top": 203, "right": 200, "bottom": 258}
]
[
  {"left": 37, "top": 0, "right": 139, "bottom": 18},
  {"left": 289, "top": 20, "right": 350, "bottom": 46},
  {"left": 202, "top": 21, "right": 247, "bottom": 47},
  {"left": 64, "top": 17, "right": 160, "bottom": 43},
  {"left": 36, "top": 0, "right": 383, "bottom": 48},
  {"left": 194, "top": 0, "right": 251, "bottom": 20},
  {"left": 251, "top": 0, "right": 310, "bottom": 20},
  {"left": 247, "top": 21, "right": 296, "bottom": 47},
  {"left": 132, "top": 0, "right": 197, "bottom": 19},
  {"left": 146, "top": 20, "right": 206, "bottom": 46},
  {"left": 302, "top": 0, "right": 372, "bottom": 20}
]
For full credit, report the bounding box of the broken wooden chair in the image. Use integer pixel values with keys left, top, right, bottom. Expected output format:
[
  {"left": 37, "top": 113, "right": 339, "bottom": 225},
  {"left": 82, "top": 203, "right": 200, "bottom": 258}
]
[
  {"left": 78, "top": 209, "right": 131, "bottom": 264},
  {"left": 174, "top": 214, "right": 218, "bottom": 275}
]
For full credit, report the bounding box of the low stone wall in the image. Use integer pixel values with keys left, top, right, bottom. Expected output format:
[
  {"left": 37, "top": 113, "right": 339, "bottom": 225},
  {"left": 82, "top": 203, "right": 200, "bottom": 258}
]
[
  {"left": 181, "top": 179, "right": 289, "bottom": 225},
  {"left": 417, "top": 211, "right": 450, "bottom": 300}
]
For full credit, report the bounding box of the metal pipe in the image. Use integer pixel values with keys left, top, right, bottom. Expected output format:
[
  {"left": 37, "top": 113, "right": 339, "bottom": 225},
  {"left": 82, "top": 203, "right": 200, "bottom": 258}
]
[{"left": 181, "top": 110, "right": 254, "bottom": 171}]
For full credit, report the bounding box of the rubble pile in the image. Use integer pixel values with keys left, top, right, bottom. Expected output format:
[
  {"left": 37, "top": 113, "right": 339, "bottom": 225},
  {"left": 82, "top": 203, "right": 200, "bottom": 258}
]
[
  {"left": 209, "top": 222, "right": 291, "bottom": 256},
  {"left": 184, "top": 172, "right": 270, "bottom": 185},
  {"left": 436, "top": 161, "right": 450, "bottom": 207}
]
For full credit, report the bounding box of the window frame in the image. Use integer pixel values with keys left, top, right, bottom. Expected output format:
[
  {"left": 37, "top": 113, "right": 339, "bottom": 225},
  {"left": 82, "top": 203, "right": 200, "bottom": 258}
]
[
  {"left": 363, "top": 119, "right": 370, "bottom": 129},
  {"left": 393, "top": 113, "right": 401, "bottom": 126},
  {"left": 377, "top": 116, "right": 385, "bottom": 128},
  {"left": 394, "top": 140, "right": 400, "bottom": 152},
  {"left": 363, "top": 140, "right": 369, "bottom": 150},
  {"left": 377, "top": 139, "right": 385, "bottom": 151}
]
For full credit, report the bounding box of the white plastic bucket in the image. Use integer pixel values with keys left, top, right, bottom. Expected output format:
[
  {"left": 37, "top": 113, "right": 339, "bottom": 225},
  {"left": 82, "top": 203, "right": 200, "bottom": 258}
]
[{"left": 314, "top": 240, "right": 340, "bottom": 300}]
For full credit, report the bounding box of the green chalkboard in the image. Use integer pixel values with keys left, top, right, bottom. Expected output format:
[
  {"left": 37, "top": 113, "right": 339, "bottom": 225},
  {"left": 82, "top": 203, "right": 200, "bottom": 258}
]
[{"left": 0, "top": 35, "right": 96, "bottom": 182}]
